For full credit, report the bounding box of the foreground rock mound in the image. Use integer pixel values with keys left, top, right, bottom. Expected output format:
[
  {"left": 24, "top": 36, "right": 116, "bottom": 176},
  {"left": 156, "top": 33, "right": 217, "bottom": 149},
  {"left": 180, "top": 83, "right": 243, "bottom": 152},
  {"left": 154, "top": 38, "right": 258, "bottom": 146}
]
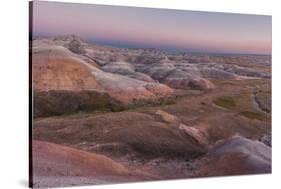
[
  {"left": 195, "top": 136, "right": 271, "bottom": 177},
  {"left": 32, "top": 140, "right": 150, "bottom": 188}
]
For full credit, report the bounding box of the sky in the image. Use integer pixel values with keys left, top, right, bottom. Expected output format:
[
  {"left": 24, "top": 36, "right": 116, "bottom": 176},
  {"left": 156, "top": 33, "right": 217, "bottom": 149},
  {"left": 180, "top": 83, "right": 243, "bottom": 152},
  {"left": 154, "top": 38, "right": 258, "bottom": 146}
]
[{"left": 32, "top": 1, "right": 272, "bottom": 54}]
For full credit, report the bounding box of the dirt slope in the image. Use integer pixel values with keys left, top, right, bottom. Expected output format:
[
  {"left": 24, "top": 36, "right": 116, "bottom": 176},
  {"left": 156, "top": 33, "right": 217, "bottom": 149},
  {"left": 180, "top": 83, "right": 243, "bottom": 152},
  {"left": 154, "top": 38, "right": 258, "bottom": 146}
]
[{"left": 32, "top": 140, "right": 152, "bottom": 187}]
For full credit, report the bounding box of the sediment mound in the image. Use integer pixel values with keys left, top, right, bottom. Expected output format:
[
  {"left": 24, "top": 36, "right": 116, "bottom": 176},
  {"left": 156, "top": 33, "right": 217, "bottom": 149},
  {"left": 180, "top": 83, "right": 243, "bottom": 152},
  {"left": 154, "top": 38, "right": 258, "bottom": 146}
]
[
  {"left": 194, "top": 136, "right": 271, "bottom": 176},
  {"left": 31, "top": 140, "right": 152, "bottom": 187}
]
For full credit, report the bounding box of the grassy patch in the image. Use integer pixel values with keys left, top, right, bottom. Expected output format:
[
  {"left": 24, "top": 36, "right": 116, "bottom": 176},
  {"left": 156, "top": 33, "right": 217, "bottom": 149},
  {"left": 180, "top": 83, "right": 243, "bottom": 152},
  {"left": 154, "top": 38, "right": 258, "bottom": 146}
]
[
  {"left": 213, "top": 96, "right": 236, "bottom": 109},
  {"left": 213, "top": 78, "right": 260, "bottom": 86},
  {"left": 162, "top": 98, "right": 177, "bottom": 105},
  {"left": 210, "top": 79, "right": 236, "bottom": 87},
  {"left": 214, "top": 92, "right": 268, "bottom": 121},
  {"left": 214, "top": 92, "right": 252, "bottom": 110},
  {"left": 239, "top": 111, "right": 266, "bottom": 121}
]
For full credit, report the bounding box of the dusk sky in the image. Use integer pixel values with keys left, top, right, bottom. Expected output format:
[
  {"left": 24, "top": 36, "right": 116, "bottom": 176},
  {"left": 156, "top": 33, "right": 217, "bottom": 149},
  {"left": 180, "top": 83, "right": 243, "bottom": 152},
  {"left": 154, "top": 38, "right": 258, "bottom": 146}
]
[{"left": 32, "top": 1, "right": 272, "bottom": 54}]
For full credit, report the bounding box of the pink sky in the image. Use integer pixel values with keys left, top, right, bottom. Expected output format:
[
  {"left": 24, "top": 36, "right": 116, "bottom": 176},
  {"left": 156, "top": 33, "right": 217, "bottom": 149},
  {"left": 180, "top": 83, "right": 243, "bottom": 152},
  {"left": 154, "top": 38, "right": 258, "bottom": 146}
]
[{"left": 32, "top": 1, "right": 272, "bottom": 54}]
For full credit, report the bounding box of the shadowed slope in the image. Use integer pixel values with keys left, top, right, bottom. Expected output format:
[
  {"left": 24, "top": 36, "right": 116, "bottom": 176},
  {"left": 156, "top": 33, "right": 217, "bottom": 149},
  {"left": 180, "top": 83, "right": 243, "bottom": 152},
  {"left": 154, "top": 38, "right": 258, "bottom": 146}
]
[{"left": 33, "top": 111, "right": 207, "bottom": 160}]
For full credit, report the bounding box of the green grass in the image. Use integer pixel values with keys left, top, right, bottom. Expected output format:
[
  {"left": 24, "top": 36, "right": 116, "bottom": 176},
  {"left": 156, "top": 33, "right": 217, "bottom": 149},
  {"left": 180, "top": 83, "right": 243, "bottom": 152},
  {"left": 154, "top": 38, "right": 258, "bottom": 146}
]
[
  {"left": 213, "top": 96, "right": 236, "bottom": 109},
  {"left": 213, "top": 92, "right": 253, "bottom": 111},
  {"left": 239, "top": 111, "right": 266, "bottom": 121},
  {"left": 214, "top": 93, "right": 267, "bottom": 121}
]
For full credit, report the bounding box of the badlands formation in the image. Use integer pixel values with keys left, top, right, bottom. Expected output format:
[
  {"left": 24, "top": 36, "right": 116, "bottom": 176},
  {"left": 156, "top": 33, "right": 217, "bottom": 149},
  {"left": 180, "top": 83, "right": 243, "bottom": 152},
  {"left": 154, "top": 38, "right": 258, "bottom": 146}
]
[{"left": 31, "top": 35, "right": 271, "bottom": 187}]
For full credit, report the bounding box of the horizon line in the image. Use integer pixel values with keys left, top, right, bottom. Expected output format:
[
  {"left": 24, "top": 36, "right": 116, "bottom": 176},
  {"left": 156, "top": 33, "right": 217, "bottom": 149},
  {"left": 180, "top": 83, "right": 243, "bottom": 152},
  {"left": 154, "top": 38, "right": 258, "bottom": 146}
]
[{"left": 32, "top": 34, "right": 272, "bottom": 56}]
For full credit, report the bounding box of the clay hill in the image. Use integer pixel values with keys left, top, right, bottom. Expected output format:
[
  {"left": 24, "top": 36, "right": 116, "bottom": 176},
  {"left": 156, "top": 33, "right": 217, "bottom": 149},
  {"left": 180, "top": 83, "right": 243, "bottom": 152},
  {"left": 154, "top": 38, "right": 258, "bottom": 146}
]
[
  {"left": 32, "top": 140, "right": 154, "bottom": 188},
  {"left": 31, "top": 35, "right": 271, "bottom": 188}
]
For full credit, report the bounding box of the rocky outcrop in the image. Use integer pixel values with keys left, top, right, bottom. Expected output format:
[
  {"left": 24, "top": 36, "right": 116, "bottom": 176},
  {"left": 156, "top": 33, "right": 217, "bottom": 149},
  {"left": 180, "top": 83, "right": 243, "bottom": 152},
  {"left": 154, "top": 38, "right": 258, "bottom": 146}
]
[
  {"left": 197, "top": 62, "right": 270, "bottom": 79},
  {"left": 153, "top": 111, "right": 207, "bottom": 146},
  {"left": 135, "top": 63, "right": 215, "bottom": 90},
  {"left": 155, "top": 110, "right": 179, "bottom": 123},
  {"left": 179, "top": 124, "right": 207, "bottom": 145},
  {"left": 258, "top": 134, "right": 271, "bottom": 147},
  {"left": 200, "top": 68, "right": 238, "bottom": 80},
  {"left": 102, "top": 61, "right": 155, "bottom": 82},
  {"left": 89, "top": 66, "right": 173, "bottom": 103},
  {"left": 194, "top": 136, "right": 271, "bottom": 176}
]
